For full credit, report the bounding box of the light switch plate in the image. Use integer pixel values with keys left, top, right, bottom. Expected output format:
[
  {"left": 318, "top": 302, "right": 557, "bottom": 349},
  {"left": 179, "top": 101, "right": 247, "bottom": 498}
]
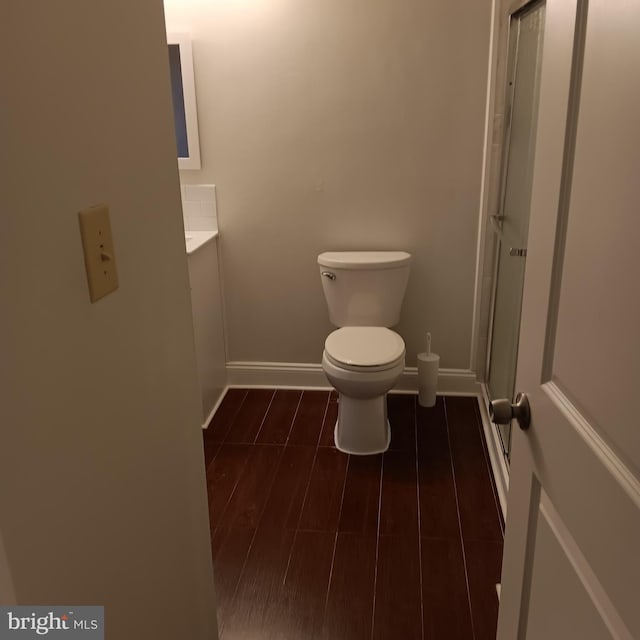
[{"left": 78, "top": 204, "right": 119, "bottom": 302}]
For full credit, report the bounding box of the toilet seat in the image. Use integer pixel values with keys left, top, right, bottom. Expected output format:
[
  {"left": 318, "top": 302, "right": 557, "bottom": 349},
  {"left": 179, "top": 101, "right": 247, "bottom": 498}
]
[{"left": 324, "top": 327, "right": 405, "bottom": 372}]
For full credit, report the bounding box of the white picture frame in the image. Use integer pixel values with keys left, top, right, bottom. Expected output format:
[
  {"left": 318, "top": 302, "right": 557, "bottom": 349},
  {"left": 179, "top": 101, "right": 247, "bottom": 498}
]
[{"left": 167, "top": 33, "right": 201, "bottom": 170}]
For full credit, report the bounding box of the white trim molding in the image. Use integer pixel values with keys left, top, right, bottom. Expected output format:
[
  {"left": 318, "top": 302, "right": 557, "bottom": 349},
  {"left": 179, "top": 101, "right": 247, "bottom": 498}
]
[
  {"left": 397, "top": 366, "right": 480, "bottom": 396},
  {"left": 200, "top": 390, "right": 227, "bottom": 430},
  {"left": 226, "top": 361, "right": 329, "bottom": 390},
  {"left": 479, "top": 384, "right": 509, "bottom": 518},
  {"left": 225, "top": 361, "right": 481, "bottom": 396}
]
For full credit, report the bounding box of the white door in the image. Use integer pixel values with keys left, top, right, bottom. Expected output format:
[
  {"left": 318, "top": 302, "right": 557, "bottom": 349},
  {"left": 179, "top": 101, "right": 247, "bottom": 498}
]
[{"left": 497, "top": 0, "right": 640, "bottom": 638}]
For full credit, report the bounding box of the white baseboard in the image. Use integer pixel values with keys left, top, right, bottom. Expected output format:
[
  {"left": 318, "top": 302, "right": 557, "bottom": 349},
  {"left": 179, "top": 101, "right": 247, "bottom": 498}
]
[
  {"left": 200, "top": 389, "right": 227, "bottom": 429},
  {"left": 478, "top": 384, "right": 509, "bottom": 519},
  {"left": 397, "top": 366, "right": 481, "bottom": 396},
  {"left": 226, "top": 361, "right": 329, "bottom": 390},
  {"left": 225, "top": 361, "right": 481, "bottom": 396}
]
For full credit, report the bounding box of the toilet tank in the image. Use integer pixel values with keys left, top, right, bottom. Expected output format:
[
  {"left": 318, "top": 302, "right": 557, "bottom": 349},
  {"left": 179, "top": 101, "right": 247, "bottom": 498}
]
[{"left": 318, "top": 251, "right": 412, "bottom": 327}]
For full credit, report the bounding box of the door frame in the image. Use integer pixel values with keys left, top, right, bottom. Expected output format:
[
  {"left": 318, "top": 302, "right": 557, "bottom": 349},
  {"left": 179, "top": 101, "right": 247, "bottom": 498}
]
[
  {"left": 497, "top": 0, "right": 640, "bottom": 632},
  {"left": 472, "top": 0, "right": 547, "bottom": 518},
  {"left": 485, "top": 0, "right": 546, "bottom": 456}
]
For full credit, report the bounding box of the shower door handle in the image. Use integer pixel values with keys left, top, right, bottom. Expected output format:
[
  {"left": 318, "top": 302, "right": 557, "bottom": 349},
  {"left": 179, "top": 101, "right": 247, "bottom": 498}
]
[{"left": 489, "top": 393, "right": 531, "bottom": 430}]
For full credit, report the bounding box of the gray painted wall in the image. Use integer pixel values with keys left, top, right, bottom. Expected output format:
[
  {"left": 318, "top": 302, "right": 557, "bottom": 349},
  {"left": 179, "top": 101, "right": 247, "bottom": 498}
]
[
  {"left": 0, "top": 2, "right": 217, "bottom": 637},
  {"left": 166, "top": 0, "right": 493, "bottom": 371}
]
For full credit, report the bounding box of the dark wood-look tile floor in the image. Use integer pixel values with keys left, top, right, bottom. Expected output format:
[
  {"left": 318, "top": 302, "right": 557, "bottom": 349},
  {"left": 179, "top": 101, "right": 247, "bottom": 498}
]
[{"left": 203, "top": 390, "right": 503, "bottom": 640}]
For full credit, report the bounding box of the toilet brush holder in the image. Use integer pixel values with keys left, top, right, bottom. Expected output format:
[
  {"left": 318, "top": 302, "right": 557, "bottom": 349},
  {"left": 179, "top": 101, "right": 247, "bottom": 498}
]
[{"left": 417, "top": 352, "right": 439, "bottom": 407}]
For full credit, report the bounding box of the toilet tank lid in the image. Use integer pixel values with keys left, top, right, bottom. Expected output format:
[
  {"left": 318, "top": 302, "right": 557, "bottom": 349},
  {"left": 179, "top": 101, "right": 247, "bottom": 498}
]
[{"left": 318, "top": 251, "right": 411, "bottom": 270}]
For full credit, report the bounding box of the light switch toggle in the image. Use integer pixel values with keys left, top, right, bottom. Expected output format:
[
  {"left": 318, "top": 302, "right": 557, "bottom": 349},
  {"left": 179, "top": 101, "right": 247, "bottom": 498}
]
[{"left": 78, "top": 204, "right": 119, "bottom": 302}]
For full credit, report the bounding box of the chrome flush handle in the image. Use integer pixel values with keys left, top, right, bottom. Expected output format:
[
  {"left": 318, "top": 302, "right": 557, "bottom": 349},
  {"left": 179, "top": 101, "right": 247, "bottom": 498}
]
[{"left": 321, "top": 271, "right": 336, "bottom": 280}]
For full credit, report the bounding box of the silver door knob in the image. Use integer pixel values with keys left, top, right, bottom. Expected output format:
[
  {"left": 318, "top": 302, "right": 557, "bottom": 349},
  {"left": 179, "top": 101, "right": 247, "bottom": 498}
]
[{"left": 489, "top": 392, "right": 531, "bottom": 430}]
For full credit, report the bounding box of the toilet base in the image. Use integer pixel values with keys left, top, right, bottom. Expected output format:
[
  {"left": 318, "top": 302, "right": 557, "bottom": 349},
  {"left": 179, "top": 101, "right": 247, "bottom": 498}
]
[{"left": 333, "top": 394, "right": 391, "bottom": 455}]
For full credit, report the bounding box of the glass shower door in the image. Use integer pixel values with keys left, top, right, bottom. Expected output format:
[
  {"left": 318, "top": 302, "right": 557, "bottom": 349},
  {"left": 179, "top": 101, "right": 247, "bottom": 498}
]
[{"left": 487, "top": 0, "right": 545, "bottom": 459}]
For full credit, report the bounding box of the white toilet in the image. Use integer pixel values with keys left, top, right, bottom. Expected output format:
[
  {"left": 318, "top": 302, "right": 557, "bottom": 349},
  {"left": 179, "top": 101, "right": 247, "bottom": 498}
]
[{"left": 318, "top": 251, "right": 412, "bottom": 455}]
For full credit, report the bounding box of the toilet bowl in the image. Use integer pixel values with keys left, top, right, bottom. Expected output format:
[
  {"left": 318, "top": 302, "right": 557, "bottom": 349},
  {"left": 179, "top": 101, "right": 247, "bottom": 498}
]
[
  {"left": 322, "top": 326, "right": 405, "bottom": 455},
  {"left": 318, "top": 250, "right": 411, "bottom": 455}
]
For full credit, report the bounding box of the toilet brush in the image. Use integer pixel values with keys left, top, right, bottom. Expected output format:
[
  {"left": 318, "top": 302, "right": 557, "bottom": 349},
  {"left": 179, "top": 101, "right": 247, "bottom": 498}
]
[{"left": 417, "top": 332, "right": 439, "bottom": 407}]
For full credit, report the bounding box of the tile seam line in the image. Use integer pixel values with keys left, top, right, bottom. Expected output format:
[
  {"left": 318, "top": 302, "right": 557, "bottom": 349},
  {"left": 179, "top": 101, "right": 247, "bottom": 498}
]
[
  {"left": 204, "top": 443, "right": 222, "bottom": 476},
  {"left": 282, "top": 405, "right": 326, "bottom": 584},
  {"left": 321, "top": 451, "right": 352, "bottom": 626},
  {"left": 210, "top": 443, "right": 253, "bottom": 529},
  {"left": 215, "top": 525, "right": 258, "bottom": 639},
  {"left": 444, "top": 397, "right": 477, "bottom": 640},
  {"left": 209, "top": 388, "right": 248, "bottom": 445},
  {"left": 473, "top": 399, "right": 505, "bottom": 538},
  {"left": 314, "top": 390, "right": 333, "bottom": 448},
  {"left": 370, "top": 449, "right": 385, "bottom": 640},
  {"left": 220, "top": 389, "right": 288, "bottom": 629},
  {"left": 413, "top": 397, "right": 425, "bottom": 639},
  {"left": 252, "top": 389, "right": 277, "bottom": 444},
  {"left": 220, "top": 440, "right": 289, "bottom": 633},
  {"left": 283, "top": 389, "right": 305, "bottom": 446}
]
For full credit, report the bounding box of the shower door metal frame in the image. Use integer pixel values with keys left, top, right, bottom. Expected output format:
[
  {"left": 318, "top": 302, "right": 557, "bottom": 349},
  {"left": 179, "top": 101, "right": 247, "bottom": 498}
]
[{"left": 485, "top": 0, "right": 546, "bottom": 461}]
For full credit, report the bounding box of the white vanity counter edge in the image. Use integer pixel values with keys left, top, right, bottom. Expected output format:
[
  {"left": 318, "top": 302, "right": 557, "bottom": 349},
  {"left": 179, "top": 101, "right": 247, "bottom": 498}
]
[{"left": 185, "top": 229, "right": 218, "bottom": 254}]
